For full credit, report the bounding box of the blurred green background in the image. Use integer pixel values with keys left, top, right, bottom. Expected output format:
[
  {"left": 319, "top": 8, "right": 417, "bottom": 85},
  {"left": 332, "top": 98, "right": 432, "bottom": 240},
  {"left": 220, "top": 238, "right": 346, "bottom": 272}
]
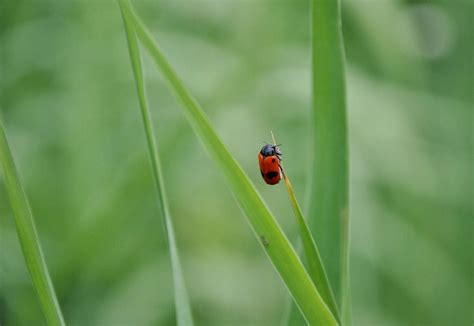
[{"left": 1, "top": 0, "right": 472, "bottom": 325}]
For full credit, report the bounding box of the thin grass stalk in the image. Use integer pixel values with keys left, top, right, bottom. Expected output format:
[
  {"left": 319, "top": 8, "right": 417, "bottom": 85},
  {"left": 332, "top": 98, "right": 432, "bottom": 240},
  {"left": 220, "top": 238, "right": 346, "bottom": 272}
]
[
  {"left": 271, "top": 132, "right": 340, "bottom": 323},
  {"left": 119, "top": 3, "right": 194, "bottom": 324},
  {"left": 0, "top": 118, "right": 65, "bottom": 326}
]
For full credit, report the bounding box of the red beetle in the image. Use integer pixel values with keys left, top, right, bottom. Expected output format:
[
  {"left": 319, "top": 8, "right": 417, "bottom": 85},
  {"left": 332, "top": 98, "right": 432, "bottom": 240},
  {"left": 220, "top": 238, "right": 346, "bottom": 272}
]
[{"left": 258, "top": 144, "right": 282, "bottom": 185}]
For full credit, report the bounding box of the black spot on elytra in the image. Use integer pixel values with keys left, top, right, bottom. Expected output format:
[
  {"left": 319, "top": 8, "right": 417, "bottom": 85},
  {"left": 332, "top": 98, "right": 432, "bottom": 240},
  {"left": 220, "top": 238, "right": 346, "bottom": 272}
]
[
  {"left": 272, "top": 158, "right": 276, "bottom": 163},
  {"left": 265, "top": 171, "right": 278, "bottom": 179}
]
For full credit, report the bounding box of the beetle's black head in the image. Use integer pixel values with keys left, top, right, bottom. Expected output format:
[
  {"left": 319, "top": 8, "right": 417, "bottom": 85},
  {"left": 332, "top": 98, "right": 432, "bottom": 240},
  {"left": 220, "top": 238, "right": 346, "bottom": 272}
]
[{"left": 260, "top": 144, "right": 282, "bottom": 157}]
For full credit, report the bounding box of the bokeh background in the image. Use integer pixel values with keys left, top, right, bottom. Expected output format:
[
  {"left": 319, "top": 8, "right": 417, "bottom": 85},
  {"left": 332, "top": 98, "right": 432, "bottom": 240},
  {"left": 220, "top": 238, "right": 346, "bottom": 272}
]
[{"left": 1, "top": 0, "right": 472, "bottom": 325}]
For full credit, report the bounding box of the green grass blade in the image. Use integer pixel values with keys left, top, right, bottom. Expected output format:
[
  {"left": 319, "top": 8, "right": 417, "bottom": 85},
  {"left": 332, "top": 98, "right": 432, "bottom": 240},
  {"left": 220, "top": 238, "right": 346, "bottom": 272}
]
[
  {"left": 118, "top": 3, "right": 194, "bottom": 325},
  {"left": 281, "top": 169, "right": 340, "bottom": 323},
  {"left": 119, "top": 1, "right": 337, "bottom": 324},
  {"left": 309, "top": 0, "right": 350, "bottom": 322},
  {"left": 270, "top": 131, "right": 339, "bottom": 322},
  {"left": 0, "top": 119, "right": 65, "bottom": 326}
]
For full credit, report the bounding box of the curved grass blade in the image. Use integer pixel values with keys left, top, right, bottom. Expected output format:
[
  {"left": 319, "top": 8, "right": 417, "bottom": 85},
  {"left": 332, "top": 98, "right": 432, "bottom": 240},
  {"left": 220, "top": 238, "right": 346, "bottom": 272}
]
[
  {"left": 118, "top": 3, "right": 194, "bottom": 325},
  {"left": 119, "top": 1, "right": 337, "bottom": 324},
  {"left": 309, "top": 0, "right": 350, "bottom": 322},
  {"left": 0, "top": 118, "right": 65, "bottom": 326}
]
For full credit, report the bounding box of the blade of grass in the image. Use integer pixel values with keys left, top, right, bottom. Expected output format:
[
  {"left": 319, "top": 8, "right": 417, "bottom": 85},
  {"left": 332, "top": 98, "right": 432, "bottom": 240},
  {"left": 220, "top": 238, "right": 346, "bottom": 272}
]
[
  {"left": 0, "top": 118, "right": 65, "bottom": 326},
  {"left": 118, "top": 4, "right": 194, "bottom": 325},
  {"left": 309, "top": 0, "right": 350, "bottom": 323},
  {"left": 271, "top": 132, "right": 340, "bottom": 323},
  {"left": 119, "top": 1, "right": 337, "bottom": 324}
]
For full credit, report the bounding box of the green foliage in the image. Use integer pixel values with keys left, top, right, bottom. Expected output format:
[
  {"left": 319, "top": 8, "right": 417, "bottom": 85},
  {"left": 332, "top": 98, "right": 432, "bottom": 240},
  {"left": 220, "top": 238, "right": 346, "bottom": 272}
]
[
  {"left": 119, "top": 3, "right": 194, "bottom": 325},
  {"left": 0, "top": 119, "right": 65, "bottom": 326},
  {"left": 119, "top": 1, "right": 337, "bottom": 324},
  {"left": 1, "top": 0, "right": 472, "bottom": 325}
]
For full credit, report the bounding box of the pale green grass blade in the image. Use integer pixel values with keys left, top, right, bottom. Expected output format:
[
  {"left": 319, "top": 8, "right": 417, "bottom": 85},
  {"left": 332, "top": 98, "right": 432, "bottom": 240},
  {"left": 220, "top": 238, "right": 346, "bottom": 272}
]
[
  {"left": 309, "top": 0, "right": 350, "bottom": 323},
  {"left": 0, "top": 119, "right": 65, "bottom": 326},
  {"left": 281, "top": 169, "right": 340, "bottom": 323},
  {"left": 119, "top": 1, "right": 337, "bottom": 324},
  {"left": 118, "top": 3, "right": 194, "bottom": 325}
]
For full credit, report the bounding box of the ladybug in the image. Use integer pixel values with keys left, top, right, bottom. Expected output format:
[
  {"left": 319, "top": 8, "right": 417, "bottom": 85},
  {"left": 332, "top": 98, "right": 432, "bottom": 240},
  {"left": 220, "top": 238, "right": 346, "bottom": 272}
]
[{"left": 258, "top": 144, "right": 282, "bottom": 185}]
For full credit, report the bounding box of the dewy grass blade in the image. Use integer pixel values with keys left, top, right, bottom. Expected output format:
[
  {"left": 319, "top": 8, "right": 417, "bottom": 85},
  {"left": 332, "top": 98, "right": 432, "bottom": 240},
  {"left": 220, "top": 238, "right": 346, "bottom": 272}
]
[
  {"left": 0, "top": 118, "right": 65, "bottom": 326},
  {"left": 118, "top": 3, "right": 194, "bottom": 325},
  {"left": 309, "top": 0, "right": 350, "bottom": 322},
  {"left": 272, "top": 132, "right": 340, "bottom": 323},
  {"left": 119, "top": 1, "right": 337, "bottom": 324}
]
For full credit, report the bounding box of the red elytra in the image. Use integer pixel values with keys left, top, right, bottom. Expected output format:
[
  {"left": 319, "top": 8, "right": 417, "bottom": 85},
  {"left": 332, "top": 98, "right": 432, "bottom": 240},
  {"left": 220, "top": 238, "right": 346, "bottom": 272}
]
[{"left": 258, "top": 144, "right": 282, "bottom": 185}]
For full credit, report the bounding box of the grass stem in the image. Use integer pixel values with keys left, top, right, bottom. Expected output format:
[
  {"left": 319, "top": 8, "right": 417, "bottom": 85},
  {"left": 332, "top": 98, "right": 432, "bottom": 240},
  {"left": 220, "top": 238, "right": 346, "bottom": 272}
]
[
  {"left": 310, "top": 0, "right": 350, "bottom": 322},
  {"left": 119, "top": 2, "right": 194, "bottom": 324},
  {"left": 0, "top": 118, "right": 65, "bottom": 326},
  {"left": 272, "top": 132, "right": 340, "bottom": 323}
]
